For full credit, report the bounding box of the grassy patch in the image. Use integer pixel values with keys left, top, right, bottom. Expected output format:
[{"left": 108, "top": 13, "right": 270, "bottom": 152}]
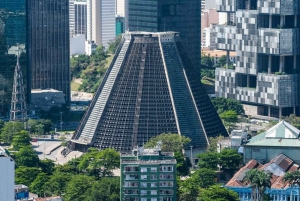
[
  {"left": 201, "top": 79, "right": 214, "bottom": 86},
  {"left": 105, "top": 55, "right": 113, "bottom": 68},
  {"left": 71, "top": 81, "right": 81, "bottom": 91}
]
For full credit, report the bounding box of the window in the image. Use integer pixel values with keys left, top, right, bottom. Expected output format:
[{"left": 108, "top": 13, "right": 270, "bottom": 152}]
[
  {"left": 151, "top": 167, "right": 157, "bottom": 172},
  {"left": 141, "top": 190, "right": 147, "bottom": 195},
  {"left": 151, "top": 182, "right": 157, "bottom": 187},
  {"left": 150, "top": 175, "right": 157, "bottom": 180},
  {"left": 151, "top": 198, "right": 157, "bottom": 201},
  {"left": 141, "top": 198, "right": 147, "bottom": 201},
  {"left": 151, "top": 190, "right": 157, "bottom": 195},
  {"left": 160, "top": 166, "right": 173, "bottom": 172},
  {"left": 141, "top": 167, "right": 147, "bottom": 172},
  {"left": 141, "top": 175, "right": 147, "bottom": 180},
  {"left": 141, "top": 182, "right": 147, "bottom": 187}
]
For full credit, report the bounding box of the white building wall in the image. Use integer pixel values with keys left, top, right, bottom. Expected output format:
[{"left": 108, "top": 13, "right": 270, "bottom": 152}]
[
  {"left": 86, "top": 0, "right": 92, "bottom": 41},
  {"left": 69, "top": 0, "right": 75, "bottom": 35},
  {"left": 116, "top": 0, "right": 125, "bottom": 17},
  {"left": 70, "top": 34, "right": 86, "bottom": 55},
  {"left": 0, "top": 157, "right": 14, "bottom": 201}
]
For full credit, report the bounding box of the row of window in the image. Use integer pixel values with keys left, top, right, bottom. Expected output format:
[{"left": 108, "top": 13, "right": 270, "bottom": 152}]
[
  {"left": 124, "top": 182, "right": 174, "bottom": 188},
  {"left": 125, "top": 166, "right": 173, "bottom": 172}
]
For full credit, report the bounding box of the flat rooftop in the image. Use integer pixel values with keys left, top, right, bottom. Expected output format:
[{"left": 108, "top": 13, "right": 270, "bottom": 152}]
[{"left": 121, "top": 159, "right": 177, "bottom": 165}]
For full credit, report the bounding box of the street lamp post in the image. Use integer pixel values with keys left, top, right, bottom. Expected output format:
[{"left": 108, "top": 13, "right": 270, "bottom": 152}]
[
  {"left": 60, "top": 112, "right": 62, "bottom": 133},
  {"left": 190, "top": 146, "right": 193, "bottom": 169}
]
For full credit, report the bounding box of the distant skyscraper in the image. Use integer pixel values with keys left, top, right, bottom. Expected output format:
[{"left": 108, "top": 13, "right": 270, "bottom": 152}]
[
  {"left": 0, "top": 0, "right": 30, "bottom": 115},
  {"left": 27, "top": 0, "right": 71, "bottom": 102},
  {"left": 71, "top": 32, "right": 227, "bottom": 152},
  {"left": 86, "top": 0, "right": 116, "bottom": 48},
  {"left": 126, "top": 0, "right": 201, "bottom": 75},
  {"left": 70, "top": 1, "right": 87, "bottom": 36}
]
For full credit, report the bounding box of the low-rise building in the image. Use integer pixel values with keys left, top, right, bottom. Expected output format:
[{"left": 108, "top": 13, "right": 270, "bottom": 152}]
[
  {"left": 226, "top": 154, "right": 300, "bottom": 201},
  {"left": 244, "top": 120, "right": 300, "bottom": 164},
  {"left": 120, "top": 145, "right": 177, "bottom": 201},
  {"left": 31, "top": 89, "right": 66, "bottom": 111}
]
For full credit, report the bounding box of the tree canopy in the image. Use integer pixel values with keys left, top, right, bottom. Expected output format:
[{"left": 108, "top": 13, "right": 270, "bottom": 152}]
[
  {"left": 12, "top": 130, "right": 31, "bottom": 151},
  {"left": 64, "top": 175, "right": 95, "bottom": 201},
  {"left": 144, "top": 133, "right": 191, "bottom": 152},
  {"left": 0, "top": 121, "right": 24, "bottom": 144},
  {"left": 15, "top": 146, "right": 40, "bottom": 167},
  {"left": 15, "top": 166, "right": 40, "bottom": 187},
  {"left": 199, "top": 185, "right": 239, "bottom": 201},
  {"left": 212, "top": 97, "right": 245, "bottom": 115}
]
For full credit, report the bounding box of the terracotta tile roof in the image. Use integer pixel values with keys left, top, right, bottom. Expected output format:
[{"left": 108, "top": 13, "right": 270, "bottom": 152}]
[{"left": 227, "top": 154, "right": 299, "bottom": 189}]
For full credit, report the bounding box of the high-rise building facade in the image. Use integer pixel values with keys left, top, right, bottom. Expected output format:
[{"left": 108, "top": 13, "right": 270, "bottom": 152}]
[
  {"left": 120, "top": 147, "right": 177, "bottom": 201},
  {"left": 70, "top": 0, "right": 87, "bottom": 36},
  {"left": 86, "top": 0, "right": 116, "bottom": 48},
  {"left": 125, "top": 0, "right": 201, "bottom": 75},
  {"left": 116, "top": 0, "right": 125, "bottom": 17},
  {"left": 27, "top": 0, "right": 71, "bottom": 102},
  {"left": 71, "top": 32, "right": 227, "bottom": 153},
  {"left": 215, "top": 0, "right": 300, "bottom": 118},
  {"left": 0, "top": 0, "right": 29, "bottom": 115}
]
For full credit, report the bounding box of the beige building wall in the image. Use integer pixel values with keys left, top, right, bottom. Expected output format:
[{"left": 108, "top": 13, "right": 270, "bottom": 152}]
[{"left": 201, "top": 9, "right": 218, "bottom": 46}]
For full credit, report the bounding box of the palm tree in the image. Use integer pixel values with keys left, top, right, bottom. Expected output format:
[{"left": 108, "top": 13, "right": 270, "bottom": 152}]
[
  {"left": 283, "top": 171, "right": 300, "bottom": 186},
  {"left": 244, "top": 169, "right": 273, "bottom": 201},
  {"left": 244, "top": 169, "right": 259, "bottom": 200},
  {"left": 255, "top": 171, "right": 272, "bottom": 201}
]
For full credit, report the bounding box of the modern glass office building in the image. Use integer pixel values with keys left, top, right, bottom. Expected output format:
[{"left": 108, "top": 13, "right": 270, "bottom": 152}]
[
  {"left": 27, "top": 0, "right": 70, "bottom": 103},
  {"left": 0, "top": 0, "right": 29, "bottom": 116},
  {"left": 125, "top": 0, "right": 201, "bottom": 75}
]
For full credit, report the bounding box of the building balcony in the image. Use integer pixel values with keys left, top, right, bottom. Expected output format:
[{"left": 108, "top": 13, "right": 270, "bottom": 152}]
[
  {"left": 257, "top": 0, "right": 299, "bottom": 15},
  {"left": 216, "top": 25, "right": 237, "bottom": 51},
  {"left": 216, "top": 0, "right": 236, "bottom": 12},
  {"left": 258, "top": 28, "right": 300, "bottom": 55}
]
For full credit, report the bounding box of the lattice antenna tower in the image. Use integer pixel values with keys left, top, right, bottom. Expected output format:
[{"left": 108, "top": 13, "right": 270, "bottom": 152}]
[{"left": 10, "top": 44, "right": 27, "bottom": 122}]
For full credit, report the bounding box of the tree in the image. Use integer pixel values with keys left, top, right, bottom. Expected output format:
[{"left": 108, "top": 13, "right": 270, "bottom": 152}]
[
  {"left": 144, "top": 133, "right": 191, "bottom": 152},
  {"left": 0, "top": 119, "right": 4, "bottom": 130},
  {"left": 59, "top": 134, "right": 68, "bottom": 148},
  {"left": 178, "top": 178, "right": 199, "bottom": 201},
  {"left": 191, "top": 168, "right": 216, "bottom": 188},
  {"left": 39, "top": 159, "right": 55, "bottom": 175},
  {"left": 212, "top": 97, "right": 244, "bottom": 115},
  {"left": 64, "top": 175, "right": 95, "bottom": 201},
  {"left": 201, "top": 53, "right": 214, "bottom": 69},
  {"left": 283, "top": 171, "right": 300, "bottom": 186},
  {"left": 206, "top": 136, "right": 224, "bottom": 152},
  {"left": 107, "top": 35, "right": 122, "bottom": 54},
  {"left": 219, "top": 148, "right": 242, "bottom": 172},
  {"left": 15, "top": 146, "right": 40, "bottom": 167},
  {"left": 244, "top": 169, "right": 273, "bottom": 201},
  {"left": 199, "top": 185, "right": 239, "bottom": 201},
  {"left": 0, "top": 121, "right": 24, "bottom": 143},
  {"left": 197, "top": 152, "right": 220, "bottom": 170},
  {"left": 44, "top": 172, "right": 73, "bottom": 196},
  {"left": 174, "top": 151, "right": 190, "bottom": 176},
  {"left": 30, "top": 173, "right": 50, "bottom": 197},
  {"left": 12, "top": 130, "right": 31, "bottom": 150},
  {"left": 220, "top": 110, "right": 238, "bottom": 132},
  {"left": 35, "top": 124, "right": 44, "bottom": 135},
  {"left": 85, "top": 177, "right": 120, "bottom": 201},
  {"left": 78, "top": 148, "right": 120, "bottom": 178},
  {"left": 15, "top": 166, "right": 40, "bottom": 187}
]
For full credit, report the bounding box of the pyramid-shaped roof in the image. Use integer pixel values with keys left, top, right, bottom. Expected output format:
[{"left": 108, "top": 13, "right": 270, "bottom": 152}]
[
  {"left": 265, "top": 121, "right": 300, "bottom": 139},
  {"left": 70, "top": 32, "right": 227, "bottom": 152},
  {"left": 246, "top": 121, "right": 300, "bottom": 147}
]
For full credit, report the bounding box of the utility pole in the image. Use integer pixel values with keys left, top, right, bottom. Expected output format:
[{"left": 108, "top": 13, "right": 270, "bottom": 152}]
[
  {"left": 190, "top": 146, "right": 193, "bottom": 169},
  {"left": 60, "top": 112, "right": 62, "bottom": 133}
]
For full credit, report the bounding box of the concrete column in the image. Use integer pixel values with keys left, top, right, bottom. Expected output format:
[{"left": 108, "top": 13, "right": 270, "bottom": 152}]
[
  {"left": 279, "top": 56, "right": 285, "bottom": 73},
  {"left": 268, "top": 106, "right": 271, "bottom": 117},
  {"left": 269, "top": 15, "right": 272, "bottom": 28},
  {"left": 294, "top": 56, "right": 297, "bottom": 70},
  {"left": 279, "top": 107, "right": 282, "bottom": 119},
  {"left": 268, "top": 55, "right": 272, "bottom": 73},
  {"left": 226, "top": 50, "right": 230, "bottom": 69},
  {"left": 280, "top": 15, "right": 284, "bottom": 27},
  {"left": 227, "top": 13, "right": 230, "bottom": 24},
  {"left": 247, "top": 75, "right": 250, "bottom": 87}
]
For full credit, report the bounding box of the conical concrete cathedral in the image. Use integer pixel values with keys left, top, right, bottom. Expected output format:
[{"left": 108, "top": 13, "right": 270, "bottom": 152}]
[{"left": 71, "top": 32, "right": 227, "bottom": 152}]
